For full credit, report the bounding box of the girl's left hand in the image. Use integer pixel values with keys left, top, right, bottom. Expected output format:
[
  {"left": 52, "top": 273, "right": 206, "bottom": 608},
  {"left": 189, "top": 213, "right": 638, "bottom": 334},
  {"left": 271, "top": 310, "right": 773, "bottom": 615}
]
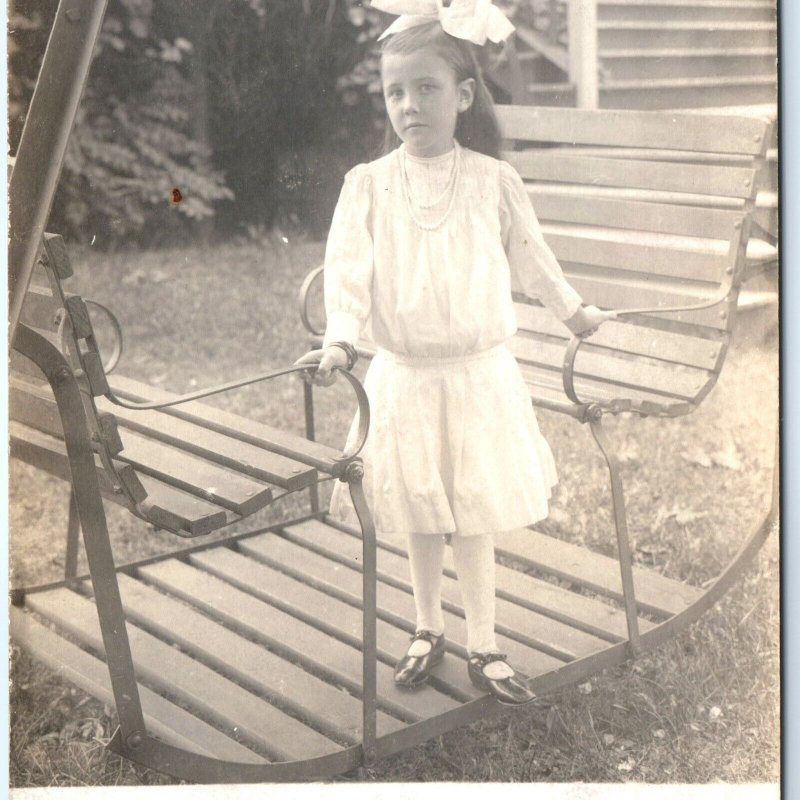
[
  {"left": 293, "top": 346, "right": 348, "bottom": 387},
  {"left": 564, "top": 305, "right": 617, "bottom": 338}
]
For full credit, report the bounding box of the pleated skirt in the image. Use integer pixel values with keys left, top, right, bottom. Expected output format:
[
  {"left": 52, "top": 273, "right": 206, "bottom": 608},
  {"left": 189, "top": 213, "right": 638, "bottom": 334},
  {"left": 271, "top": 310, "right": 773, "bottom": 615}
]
[{"left": 329, "top": 342, "right": 558, "bottom": 539}]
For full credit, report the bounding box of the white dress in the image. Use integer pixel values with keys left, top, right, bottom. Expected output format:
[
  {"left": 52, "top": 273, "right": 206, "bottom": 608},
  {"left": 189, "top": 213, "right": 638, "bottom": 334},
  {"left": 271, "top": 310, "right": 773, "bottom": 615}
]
[{"left": 322, "top": 142, "right": 582, "bottom": 538}]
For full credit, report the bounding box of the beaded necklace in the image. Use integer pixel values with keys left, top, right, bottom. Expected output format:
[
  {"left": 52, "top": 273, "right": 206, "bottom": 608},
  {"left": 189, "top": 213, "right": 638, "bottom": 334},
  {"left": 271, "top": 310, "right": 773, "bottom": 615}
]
[{"left": 400, "top": 143, "right": 461, "bottom": 232}]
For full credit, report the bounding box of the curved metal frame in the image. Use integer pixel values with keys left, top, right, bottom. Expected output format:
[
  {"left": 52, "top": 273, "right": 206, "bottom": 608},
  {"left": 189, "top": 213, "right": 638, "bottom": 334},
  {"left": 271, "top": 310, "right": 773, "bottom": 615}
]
[
  {"left": 9, "top": 0, "right": 776, "bottom": 774},
  {"left": 13, "top": 324, "right": 147, "bottom": 746}
]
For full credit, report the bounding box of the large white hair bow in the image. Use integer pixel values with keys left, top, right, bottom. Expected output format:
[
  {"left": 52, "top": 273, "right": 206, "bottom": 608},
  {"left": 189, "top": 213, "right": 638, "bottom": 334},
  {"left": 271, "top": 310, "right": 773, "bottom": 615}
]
[{"left": 372, "top": 0, "right": 515, "bottom": 46}]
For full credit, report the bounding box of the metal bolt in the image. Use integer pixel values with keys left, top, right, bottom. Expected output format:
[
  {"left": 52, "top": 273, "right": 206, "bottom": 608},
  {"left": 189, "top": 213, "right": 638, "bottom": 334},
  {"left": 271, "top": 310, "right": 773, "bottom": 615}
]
[
  {"left": 720, "top": 310, "right": 728, "bottom": 320},
  {"left": 52, "top": 366, "right": 72, "bottom": 385},
  {"left": 726, "top": 266, "right": 734, "bottom": 275},
  {"left": 113, "top": 485, "right": 124, "bottom": 495},
  {"left": 292, "top": 468, "right": 303, "bottom": 474},
  {"left": 126, "top": 732, "right": 144, "bottom": 749},
  {"left": 345, "top": 462, "right": 365, "bottom": 483},
  {"left": 744, "top": 179, "right": 751, "bottom": 187},
  {"left": 734, "top": 219, "right": 742, "bottom": 229},
  {"left": 754, "top": 134, "right": 761, "bottom": 142}
]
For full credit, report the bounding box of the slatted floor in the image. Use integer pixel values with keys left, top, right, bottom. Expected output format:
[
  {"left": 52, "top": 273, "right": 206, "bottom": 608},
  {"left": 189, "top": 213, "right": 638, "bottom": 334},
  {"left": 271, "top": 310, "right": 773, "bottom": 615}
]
[{"left": 10, "top": 516, "right": 703, "bottom": 767}]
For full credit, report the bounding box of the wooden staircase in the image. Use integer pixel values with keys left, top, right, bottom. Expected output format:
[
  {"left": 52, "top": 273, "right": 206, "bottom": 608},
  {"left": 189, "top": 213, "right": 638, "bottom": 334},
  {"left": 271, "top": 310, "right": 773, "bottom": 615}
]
[{"left": 499, "top": 0, "right": 777, "bottom": 111}]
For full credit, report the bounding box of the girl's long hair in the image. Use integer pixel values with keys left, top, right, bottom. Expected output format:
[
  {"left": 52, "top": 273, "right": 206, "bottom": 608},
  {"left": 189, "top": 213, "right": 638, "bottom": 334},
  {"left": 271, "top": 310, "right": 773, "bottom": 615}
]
[{"left": 380, "top": 22, "right": 502, "bottom": 159}]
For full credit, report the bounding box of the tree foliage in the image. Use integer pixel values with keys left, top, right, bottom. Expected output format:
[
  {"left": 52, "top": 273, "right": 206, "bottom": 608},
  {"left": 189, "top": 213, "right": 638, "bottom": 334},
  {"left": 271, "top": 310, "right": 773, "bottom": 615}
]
[
  {"left": 9, "top": 0, "right": 383, "bottom": 245},
  {"left": 9, "top": 0, "right": 233, "bottom": 246}
]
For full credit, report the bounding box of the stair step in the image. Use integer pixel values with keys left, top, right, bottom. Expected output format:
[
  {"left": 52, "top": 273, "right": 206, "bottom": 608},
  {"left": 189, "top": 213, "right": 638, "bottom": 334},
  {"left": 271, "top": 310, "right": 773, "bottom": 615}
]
[
  {"left": 600, "top": 47, "right": 775, "bottom": 59},
  {"left": 599, "top": 81, "right": 777, "bottom": 111},
  {"left": 598, "top": 21, "right": 776, "bottom": 49},
  {"left": 598, "top": 1, "right": 775, "bottom": 23},
  {"left": 602, "top": 74, "right": 776, "bottom": 91},
  {"left": 598, "top": 20, "right": 776, "bottom": 31},
  {"left": 737, "top": 289, "right": 777, "bottom": 311},
  {"left": 599, "top": 49, "right": 776, "bottom": 81}
]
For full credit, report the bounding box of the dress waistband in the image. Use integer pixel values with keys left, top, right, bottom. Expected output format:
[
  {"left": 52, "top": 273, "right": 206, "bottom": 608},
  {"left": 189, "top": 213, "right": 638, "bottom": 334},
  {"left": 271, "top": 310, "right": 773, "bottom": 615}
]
[{"left": 376, "top": 343, "right": 506, "bottom": 367}]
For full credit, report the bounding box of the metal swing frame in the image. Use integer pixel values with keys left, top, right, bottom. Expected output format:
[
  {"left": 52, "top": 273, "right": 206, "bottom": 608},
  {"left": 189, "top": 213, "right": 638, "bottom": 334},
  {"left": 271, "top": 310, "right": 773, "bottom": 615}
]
[{"left": 9, "top": 0, "right": 779, "bottom": 783}]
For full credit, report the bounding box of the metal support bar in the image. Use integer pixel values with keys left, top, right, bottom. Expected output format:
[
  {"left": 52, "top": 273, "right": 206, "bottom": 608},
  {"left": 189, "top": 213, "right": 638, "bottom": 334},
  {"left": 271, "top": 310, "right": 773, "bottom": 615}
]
[
  {"left": 304, "top": 380, "right": 320, "bottom": 514},
  {"left": 13, "top": 324, "right": 147, "bottom": 742},
  {"left": 64, "top": 489, "right": 81, "bottom": 580},
  {"left": 346, "top": 462, "right": 378, "bottom": 766},
  {"left": 9, "top": 0, "right": 109, "bottom": 343},
  {"left": 588, "top": 414, "right": 642, "bottom": 654}
]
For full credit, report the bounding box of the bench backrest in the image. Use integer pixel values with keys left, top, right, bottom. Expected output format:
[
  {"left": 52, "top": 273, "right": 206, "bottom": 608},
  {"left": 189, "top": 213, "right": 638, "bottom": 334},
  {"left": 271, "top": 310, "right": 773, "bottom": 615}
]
[
  {"left": 10, "top": 234, "right": 148, "bottom": 511},
  {"left": 494, "top": 105, "right": 771, "bottom": 416}
]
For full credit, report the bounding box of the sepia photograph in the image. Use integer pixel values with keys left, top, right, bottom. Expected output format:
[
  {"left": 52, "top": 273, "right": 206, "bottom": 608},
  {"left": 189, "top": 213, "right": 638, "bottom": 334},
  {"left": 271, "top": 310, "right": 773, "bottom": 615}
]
[{"left": 7, "top": 0, "right": 780, "bottom": 793}]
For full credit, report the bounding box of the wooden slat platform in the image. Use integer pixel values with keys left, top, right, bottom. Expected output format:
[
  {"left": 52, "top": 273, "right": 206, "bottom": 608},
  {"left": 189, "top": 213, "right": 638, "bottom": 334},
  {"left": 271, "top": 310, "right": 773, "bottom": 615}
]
[{"left": 12, "top": 515, "right": 706, "bottom": 766}]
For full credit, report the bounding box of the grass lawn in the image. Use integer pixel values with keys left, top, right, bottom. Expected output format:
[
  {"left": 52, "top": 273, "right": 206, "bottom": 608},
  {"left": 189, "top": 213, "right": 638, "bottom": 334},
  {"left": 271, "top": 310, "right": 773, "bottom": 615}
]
[{"left": 8, "top": 239, "right": 779, "bottom": 786}]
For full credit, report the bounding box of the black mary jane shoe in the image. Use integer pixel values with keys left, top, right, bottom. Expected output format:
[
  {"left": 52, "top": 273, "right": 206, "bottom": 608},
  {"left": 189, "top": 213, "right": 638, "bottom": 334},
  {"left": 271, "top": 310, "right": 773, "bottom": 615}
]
[
  {"left": 394, "top": 630, "right": 446, "bottom": 689},
  {"left": 467, "top": 652, "right": 537, "bottom": 706}
]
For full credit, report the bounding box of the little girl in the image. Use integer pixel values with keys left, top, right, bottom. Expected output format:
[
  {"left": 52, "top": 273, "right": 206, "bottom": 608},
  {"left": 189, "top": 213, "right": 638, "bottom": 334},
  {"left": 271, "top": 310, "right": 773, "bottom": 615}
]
[{"left": 296, "top": 0, "right": 609, "bottom": 705}]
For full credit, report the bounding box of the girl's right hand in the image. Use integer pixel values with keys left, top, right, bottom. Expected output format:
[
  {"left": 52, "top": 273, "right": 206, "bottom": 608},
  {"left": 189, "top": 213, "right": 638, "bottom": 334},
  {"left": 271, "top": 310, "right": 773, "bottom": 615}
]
[{"left": 293, "top": 346, "right": 349, "bottom": 387}]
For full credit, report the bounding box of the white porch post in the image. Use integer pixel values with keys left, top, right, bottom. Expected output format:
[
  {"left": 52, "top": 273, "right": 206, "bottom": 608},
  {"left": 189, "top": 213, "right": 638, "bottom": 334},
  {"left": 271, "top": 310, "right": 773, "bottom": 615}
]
[{"left": 568, "top": 0, "right": 599, "bottom": 109}]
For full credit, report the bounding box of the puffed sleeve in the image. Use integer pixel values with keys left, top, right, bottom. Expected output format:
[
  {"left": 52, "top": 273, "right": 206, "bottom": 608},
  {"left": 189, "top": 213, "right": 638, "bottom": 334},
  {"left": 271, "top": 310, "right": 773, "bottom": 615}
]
[
  {"left": 322, "top": 164, "right": 374, "bottom": 349},
  {"left": 499, "top": 160, "right": 583, "bottom": 322}
]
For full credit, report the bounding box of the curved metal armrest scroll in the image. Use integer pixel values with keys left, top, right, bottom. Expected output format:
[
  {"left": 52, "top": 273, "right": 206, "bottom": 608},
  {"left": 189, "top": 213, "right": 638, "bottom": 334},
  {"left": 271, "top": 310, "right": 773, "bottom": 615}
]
[
  {"left": 562, "top": 287, "right": 735, "bottom": 412},
  {"left": 104, "top": 363, "right": 370, "bottom": 463},
  {"left": 298, "top": 265, "right": 325, "bottom": 336},
  {"left": 57, "top": 299, "right": 124, "bottom": 374}
]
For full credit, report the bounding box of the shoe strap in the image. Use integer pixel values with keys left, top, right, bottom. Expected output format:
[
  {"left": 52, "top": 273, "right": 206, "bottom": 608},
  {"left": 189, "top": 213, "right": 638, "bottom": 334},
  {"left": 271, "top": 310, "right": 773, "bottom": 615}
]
[
  {"left": 470, "top": 652, "right": 508, "bottom": 669},
  {"left": 411, "top": 630, "right": 441, "bottom": 644}
]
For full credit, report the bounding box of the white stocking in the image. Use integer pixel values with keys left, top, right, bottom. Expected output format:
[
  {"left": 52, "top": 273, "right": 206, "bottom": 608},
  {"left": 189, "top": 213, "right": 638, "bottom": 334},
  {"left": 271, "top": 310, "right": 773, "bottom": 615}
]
[
  {"left": 450, "top": 532, "right": 500, "bottom": 656},
  {"left": 406, "top": 533, "right": 446, "bottom": 651}
]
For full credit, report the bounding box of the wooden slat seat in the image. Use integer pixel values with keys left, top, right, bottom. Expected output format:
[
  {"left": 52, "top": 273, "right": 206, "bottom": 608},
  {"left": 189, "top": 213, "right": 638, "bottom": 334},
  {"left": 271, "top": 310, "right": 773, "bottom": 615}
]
[
  {"left": 26, "top": 588, "right": 343, "bottom": 761},
  {"left": 11, "top": 512, "right": 717, "bottom": 767},
  {"left": 280, "top": 520, "right": 612, "bottom": 661},
  {"left": 339, "top": 521, "right": 656, "bottom": 642},
  {"left": 9, "top": 608, "right": 266, "bottom": 764}
]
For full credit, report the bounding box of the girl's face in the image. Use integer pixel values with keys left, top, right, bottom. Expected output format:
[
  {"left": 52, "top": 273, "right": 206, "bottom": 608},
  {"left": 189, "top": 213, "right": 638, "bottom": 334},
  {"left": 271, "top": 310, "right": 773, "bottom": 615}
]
[{"left": 382, "top": 50, "right": 475, "bottom": 158}]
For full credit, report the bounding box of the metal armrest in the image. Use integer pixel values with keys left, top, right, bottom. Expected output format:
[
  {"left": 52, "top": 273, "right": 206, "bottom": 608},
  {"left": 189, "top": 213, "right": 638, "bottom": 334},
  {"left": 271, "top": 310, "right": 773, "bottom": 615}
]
[
  {"left": 561, "top": 333, "right": 635, "bottom": 415},
  {"left": 104, "top": 363, "right": 370, "bottom": 463},
  {"left": 298, "top": 265, "right": 325, "bottom": 336},
  {"left": 56, "top": 298, "right": 124, "bottom": 374},
  {"left": 561, "top": 290, "right": 735, "bottom": 416}
]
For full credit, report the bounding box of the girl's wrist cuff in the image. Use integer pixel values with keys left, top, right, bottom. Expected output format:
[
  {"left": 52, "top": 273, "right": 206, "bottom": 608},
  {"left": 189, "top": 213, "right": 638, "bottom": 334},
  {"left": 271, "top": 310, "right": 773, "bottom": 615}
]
[{"left": 328, "top": 341, "right": 358, "bottom": 371}]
